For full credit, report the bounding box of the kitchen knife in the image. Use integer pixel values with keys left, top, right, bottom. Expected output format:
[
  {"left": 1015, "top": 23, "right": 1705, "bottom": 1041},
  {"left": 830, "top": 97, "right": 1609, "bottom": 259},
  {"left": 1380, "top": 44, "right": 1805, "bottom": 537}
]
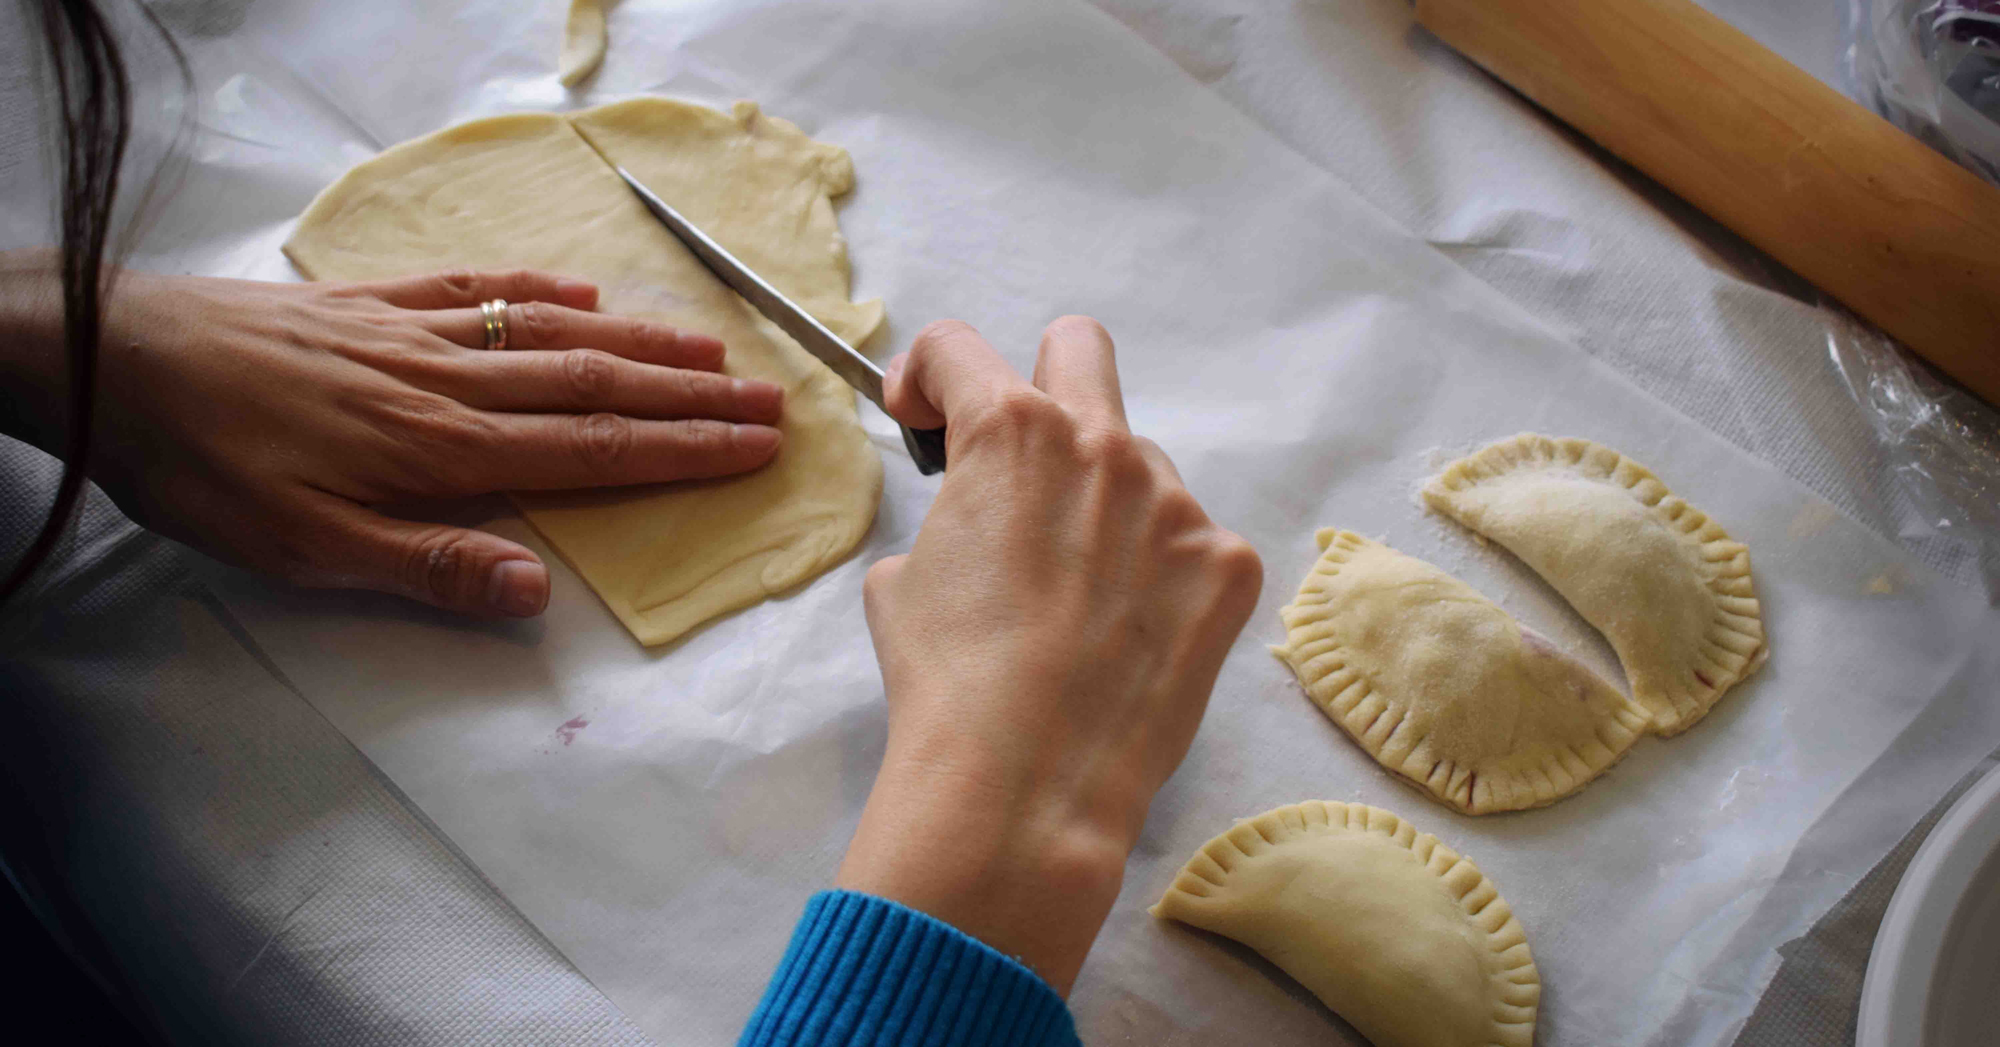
[{"left": 614, "top": 166, "right": 947, "bottom": 475}]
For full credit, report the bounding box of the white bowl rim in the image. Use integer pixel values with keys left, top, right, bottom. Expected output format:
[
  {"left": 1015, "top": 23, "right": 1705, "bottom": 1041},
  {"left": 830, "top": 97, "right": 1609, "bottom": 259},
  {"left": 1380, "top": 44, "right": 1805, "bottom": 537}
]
[{"left": 1856, "top": 759, "right": 2000, "bottom": 1047}]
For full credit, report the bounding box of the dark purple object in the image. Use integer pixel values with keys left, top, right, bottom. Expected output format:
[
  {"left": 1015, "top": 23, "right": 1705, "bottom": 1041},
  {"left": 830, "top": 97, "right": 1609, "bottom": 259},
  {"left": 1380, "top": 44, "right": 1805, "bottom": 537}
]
[{"left": 1935, "top": 0, "right": 2000, "bottom": 46}]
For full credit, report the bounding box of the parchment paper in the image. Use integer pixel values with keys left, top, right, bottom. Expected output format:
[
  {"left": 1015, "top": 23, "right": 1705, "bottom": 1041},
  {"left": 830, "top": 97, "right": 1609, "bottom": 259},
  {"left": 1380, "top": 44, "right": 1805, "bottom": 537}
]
[{"left": 167, "top": 1, "right": 2000, "bottom": 1045}]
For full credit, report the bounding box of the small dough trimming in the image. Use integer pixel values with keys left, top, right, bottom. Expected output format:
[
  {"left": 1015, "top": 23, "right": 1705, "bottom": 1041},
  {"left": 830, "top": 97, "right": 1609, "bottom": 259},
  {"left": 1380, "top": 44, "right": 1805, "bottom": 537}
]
[{"left": 559, "top": 0, "right": 608, "bottom": 87}]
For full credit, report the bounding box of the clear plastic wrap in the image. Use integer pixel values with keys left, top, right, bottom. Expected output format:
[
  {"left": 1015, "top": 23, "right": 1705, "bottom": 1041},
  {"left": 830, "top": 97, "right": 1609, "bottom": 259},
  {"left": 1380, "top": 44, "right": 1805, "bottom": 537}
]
[
  {"left": 1850, "top": 0, "right": 2000, "bottom": 182},
  {"left": 1841, "top": 2, "right": 2000, "bottom": 602},
  {"left": 1826, "top": 307, "right": 2000, "bottom": 601}
]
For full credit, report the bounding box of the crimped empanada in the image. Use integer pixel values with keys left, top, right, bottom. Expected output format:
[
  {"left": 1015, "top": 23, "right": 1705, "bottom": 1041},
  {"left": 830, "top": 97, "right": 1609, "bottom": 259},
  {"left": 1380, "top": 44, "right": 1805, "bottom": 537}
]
[
  {"left": 1423, "top": 434, "right": 1765, "bottom": 735},
  {"left": 1276, "top": 530, "right": 1649, "bottom": 814},
  {"left": 1153, "top": 801, "right": 1539, "bottom": 1047},
  {"left": 1280, "top": 527, "right": 1640, "bottom": 815}
]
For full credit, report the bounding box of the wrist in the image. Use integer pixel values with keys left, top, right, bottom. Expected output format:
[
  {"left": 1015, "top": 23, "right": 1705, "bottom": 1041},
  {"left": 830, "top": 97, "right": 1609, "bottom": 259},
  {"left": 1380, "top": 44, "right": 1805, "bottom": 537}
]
[{"left": 834, "top": 728, "right": 1137, "bottom": 995}]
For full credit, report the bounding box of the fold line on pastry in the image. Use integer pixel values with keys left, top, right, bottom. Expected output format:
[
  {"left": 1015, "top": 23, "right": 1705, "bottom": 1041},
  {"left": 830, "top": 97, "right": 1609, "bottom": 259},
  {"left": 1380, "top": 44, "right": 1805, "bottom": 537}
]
[
  {"left": 1275, "top": 530, "right": 1650, "bottom": 814},
  {"left": 1423, "top": 433, "right": 1767, "bottom": 735}
]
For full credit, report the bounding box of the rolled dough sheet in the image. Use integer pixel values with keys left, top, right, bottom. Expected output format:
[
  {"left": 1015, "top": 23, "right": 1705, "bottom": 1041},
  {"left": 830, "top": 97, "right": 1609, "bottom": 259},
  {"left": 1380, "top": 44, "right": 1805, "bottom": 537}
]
[{"left": 284, "top": 99, "right": 885, "bottom": 646}]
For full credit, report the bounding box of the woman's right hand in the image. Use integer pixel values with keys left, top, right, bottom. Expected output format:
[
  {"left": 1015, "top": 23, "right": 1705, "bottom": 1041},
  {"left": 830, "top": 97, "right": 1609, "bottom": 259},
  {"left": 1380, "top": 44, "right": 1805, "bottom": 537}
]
[{"left": 835, "top": 316, "right": 1263, "bottom": 994}]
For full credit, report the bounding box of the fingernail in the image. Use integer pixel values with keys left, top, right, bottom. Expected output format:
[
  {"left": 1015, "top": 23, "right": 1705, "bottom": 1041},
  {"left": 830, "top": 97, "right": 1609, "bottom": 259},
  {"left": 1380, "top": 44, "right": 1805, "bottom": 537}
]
[
  {"left": 884, "top": 354, "right": 907, "bottom": 388},
  {"left": 732, "top": 377, "right": 784, "bottom": 417},
  {"left": 554, "top": 278, "right": 597, "bottom": 307},
  {"left": 732, "top": 424, "right": 783, "bottom": 456},
  {"left": 487, "top": 559, "right": 549, "bottom": 617}
]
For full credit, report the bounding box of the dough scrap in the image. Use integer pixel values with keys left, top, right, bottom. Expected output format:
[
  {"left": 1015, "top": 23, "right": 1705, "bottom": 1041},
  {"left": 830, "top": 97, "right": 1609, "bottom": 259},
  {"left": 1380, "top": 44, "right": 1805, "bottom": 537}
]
[
  {"left": 1423, "top": 434, "right": 1766, "bottom": 735},
  {"left": 1276, "top": 530, "right": 1650, "bottom": 814},
  {"left": 558, "top": 0, "right": 608, "bottom": 87},
  {"left": 286, "top": 99, "right": 883, "bottom": 646},
  {"left": 1152, "top": 801, "right": 1539, "bottom": 1047}
]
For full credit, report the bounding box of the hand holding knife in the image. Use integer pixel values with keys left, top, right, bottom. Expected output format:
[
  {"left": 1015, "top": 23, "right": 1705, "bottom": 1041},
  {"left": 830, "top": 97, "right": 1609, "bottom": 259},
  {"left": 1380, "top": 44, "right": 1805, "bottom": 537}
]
[{"left": 615, "top": 167, "right": 947, "bottom": 475}]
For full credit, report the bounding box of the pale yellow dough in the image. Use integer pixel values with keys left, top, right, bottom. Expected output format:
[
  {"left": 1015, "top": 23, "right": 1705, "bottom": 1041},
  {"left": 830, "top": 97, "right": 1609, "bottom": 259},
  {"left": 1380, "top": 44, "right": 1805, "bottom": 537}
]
[
  {"left": 286, "top": 99, "right": 884, "bottom": 646},
  {"left": 1423, "top": 434, "right": 1766, "bottom": 735},
  {"left": 1153, "top": 801, "right": 1540, "bottom": 1047},
  {"left": 558, "top": 0, "right": 608, "bottom": 87},
  {"left": 1276, "top": 531, "right": 1650, "bottom": 814}
]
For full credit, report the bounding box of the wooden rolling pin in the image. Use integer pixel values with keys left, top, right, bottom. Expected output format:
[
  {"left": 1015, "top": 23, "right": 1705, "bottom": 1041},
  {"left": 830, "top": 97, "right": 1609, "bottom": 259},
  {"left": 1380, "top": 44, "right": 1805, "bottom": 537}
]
[{"left": 1415, "top": 0, "right": 2000, "bottom": 406}]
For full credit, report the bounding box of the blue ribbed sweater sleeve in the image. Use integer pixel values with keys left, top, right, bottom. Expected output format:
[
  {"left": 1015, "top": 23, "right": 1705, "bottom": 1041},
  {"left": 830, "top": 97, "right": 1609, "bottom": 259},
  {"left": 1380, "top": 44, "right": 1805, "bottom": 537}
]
[{"left": 738, "top": 890, "right": 1082, "bottom": 1047}]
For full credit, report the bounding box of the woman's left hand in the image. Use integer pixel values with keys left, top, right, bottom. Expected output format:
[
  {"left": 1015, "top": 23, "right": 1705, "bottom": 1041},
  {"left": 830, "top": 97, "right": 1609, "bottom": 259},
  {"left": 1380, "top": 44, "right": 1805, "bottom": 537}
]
[{"left": 4, "top": 263, "right": 786, "bottom": 617}]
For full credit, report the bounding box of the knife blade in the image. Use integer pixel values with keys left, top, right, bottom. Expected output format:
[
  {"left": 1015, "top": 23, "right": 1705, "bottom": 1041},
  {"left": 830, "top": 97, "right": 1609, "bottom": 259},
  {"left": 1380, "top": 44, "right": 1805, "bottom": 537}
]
[{"left": 614, "top": 166, "right": 946, "bottom": 475}]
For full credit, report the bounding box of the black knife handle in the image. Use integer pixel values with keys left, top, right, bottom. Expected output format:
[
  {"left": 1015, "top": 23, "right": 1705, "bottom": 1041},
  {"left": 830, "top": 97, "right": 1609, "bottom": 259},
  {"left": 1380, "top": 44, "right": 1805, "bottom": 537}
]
[{"left": 900, "top": 425, "right": 948, "bottom": 475}]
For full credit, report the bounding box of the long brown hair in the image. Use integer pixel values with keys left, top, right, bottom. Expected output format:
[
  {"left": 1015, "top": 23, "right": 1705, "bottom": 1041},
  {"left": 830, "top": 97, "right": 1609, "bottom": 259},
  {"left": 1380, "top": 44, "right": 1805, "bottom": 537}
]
[{"left": 4, "top": 0, "right": 180, "bottom": 602}]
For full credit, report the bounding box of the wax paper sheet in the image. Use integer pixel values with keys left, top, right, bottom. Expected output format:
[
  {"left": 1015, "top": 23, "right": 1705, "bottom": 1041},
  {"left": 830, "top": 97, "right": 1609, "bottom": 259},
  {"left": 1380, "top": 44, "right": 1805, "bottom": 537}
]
[
  {"left": 1085, "top": 0, "right": 2000, "bottom": 607},
  {"left": 126, "top": 1, "right": 2000, "bottom": 1045}
]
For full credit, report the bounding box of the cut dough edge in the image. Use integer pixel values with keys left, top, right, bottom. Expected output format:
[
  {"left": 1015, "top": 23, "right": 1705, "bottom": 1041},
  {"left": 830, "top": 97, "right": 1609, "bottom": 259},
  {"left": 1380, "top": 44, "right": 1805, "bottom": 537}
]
[
  {"left": 564, "top": 98, "right": 885, "bottom": 348},
  {"left": 1152, "top": 800, "right": 1540, "bottom": 1047},
  {"left": 1424, "top": 433, "right": 1767, "bottom": 736},
  {"left": 1275, "top": 529, "right": 1650, "bottom": 815}
]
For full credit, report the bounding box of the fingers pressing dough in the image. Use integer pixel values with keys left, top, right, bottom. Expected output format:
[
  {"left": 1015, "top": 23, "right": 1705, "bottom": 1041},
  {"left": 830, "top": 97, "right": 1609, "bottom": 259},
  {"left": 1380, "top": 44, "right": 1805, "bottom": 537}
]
[
  {"left": 286, "top": 100, "right": 884, "bottom": 645},
  {"left": 1423, "top": 434, "right": 1766, "bottom": 735},
  {"left": 1276, "top": 530, "right": 1650, "bottom": 814},
  {"left": 1153, "top": 801, "right": 1540, "bottom": 1047}
]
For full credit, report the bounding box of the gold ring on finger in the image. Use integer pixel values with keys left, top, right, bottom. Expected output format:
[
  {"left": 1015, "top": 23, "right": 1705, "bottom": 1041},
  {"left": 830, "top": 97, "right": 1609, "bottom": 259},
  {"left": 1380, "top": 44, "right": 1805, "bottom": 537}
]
[{"left": 480, "top": 298, "right": 510, "bottom": 351}]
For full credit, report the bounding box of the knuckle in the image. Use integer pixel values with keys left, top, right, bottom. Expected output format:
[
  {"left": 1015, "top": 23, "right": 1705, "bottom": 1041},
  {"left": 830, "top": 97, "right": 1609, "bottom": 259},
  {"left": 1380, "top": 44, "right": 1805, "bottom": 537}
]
[
  {"left": 863, "top": 556, "right": 901, "bottom": 597},
  {"left": 1152, "top": 489, "right": 1214, "bottom": 540},
  {"left": 1156, "top": 487, "right": 1206, "bottom": 525},
  {"left": 669, "top": 369, "right": 718, "bottom": 410},
  {"left": 400, "top": 527, "right": 483, "bottom": 601},
  {"left": 388, "top": 390, "right": 479, "bottom": 441},
  {"left": 570, "top": 412, "right": 634, "bottom": 468},
  {"left": 559, "top": 349, "right": 618, "bottom": 407},
  {"left": 1207, "top": 531, "right": 1265, "bottom": 590},
  {"left": 1079, "top": 428, "right": 1155, "bottom": 492},
  {"left": 968, "top": 388, "right": 1060, "bottom": 441},
  {"left": 1075, "top": 425, "right": 1139, "bottom": 465},
  {"left": 626, "top": 316, "right": 666, "bottom": 354},
  {"left": 371, "top": 394, "right": 495, "bottom": 484},
  {"left": 437, "top": 268, "right": 480, "bottom": 298},
  {"left": 674, "top": 418, "right": 733, "bottom": 455},
  {"left": 368, "top": 340, "right": 453, "bottom": 383},
  {"left": 355, "top": 308, "right": 402, "bottom": 335},
  {"left": 910, "top": 319, "right": 978, "bottom": 359},
  {"left": 515, "top": 300, "right": 564, "bottom": 347},
  {"left": 862, "top": 556, "right": 908, "bottom": 620}
]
